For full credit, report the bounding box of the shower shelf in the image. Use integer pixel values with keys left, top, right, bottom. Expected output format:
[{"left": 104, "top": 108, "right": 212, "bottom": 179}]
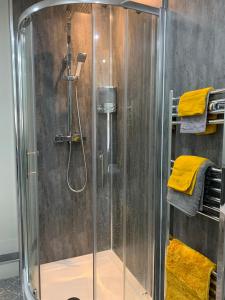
[
  {"left": 170, "top": 160, "right": 221, "bottom": 222},
  {"left": 171, "top": 88, "right": 225, "bottom": 125}
]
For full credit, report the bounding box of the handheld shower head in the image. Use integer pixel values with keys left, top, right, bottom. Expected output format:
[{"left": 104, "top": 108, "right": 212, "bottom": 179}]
[{"left": 75, "top": 52, "right": 87, "bottom": 80}]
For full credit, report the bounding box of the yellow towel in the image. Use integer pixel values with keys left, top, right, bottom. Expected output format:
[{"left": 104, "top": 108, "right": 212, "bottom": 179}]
[
  {"left": 167, "top": 155, "right": 207, "bottom": 195},
  {"left": 178, "top": 87, "right": 213, "bottom": 117},
  {"left": 166, "top": 239, "right": 216, "bottom": 300}
]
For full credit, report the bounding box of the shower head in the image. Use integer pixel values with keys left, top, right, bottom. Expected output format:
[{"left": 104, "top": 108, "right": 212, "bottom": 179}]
[{"left": 75, "top": 52, "right": 87, "bottom": 80}]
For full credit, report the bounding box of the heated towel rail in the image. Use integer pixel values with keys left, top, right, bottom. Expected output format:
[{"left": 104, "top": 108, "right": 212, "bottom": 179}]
[
  {"left": 169, "top": 88, "right": 225, "bottom": 223},
  {"left": 171, "top": 88, "right": 225, "bottom": 125},
  {"left": 170, "top": 160, "right": 221, "bottom": 222},
  {"left": 168, "top": 88, "right": 225, "bottom": 300}
]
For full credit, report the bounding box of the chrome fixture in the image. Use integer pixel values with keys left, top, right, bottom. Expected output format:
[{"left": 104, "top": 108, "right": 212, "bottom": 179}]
[
  {"left": 75, "top": 52, "right": 87, "bottom": 79},
  {"left": 62, "top": 10, "right": 87, "bottom": 193},
  {"left": 97, "top": 86, "right": 117, "bottom": 114}
]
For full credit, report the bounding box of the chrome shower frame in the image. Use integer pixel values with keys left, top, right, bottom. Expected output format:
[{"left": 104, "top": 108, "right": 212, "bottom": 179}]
[{"left": 10, "top": 0, "right": 168, "bottom": 299}]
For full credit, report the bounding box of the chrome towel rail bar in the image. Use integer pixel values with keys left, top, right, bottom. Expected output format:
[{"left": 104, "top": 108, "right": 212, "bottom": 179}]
[
  {"left": 171, "top": 88, "right": 225, "bottom": 125},
  {"left": 172, "top": 119, "right": 224, "bottom": 125},
  {"left": 170, "top": 160, "right": 221, "bottom": 174},
  {"left": 211, "top": 271, "right": 217, "bottom": 299},
  {"left": 170, "top": 160, "right": 221, "bottom": 222}
]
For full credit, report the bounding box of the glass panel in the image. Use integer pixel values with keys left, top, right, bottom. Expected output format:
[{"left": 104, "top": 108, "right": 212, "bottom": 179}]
[
  {"left": 93, "top": 5, "right": 126, "bottom": 300},
  {"left": 18, "top": 4, "right": 159, "bottom": 300},
  {"left": 124, "top": 10, "right": 158, "bottom": 300},
  {"left": 19, "top": 19, "right": 40, "bottom": 299},
  {"left": 93, "top": 5, "right": 158, "bottom": 300},
  {"left": 31, "top": 5, "right": 94, "bottom": 300}
]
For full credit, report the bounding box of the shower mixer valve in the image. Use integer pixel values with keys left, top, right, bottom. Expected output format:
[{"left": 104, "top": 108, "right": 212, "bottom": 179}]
[
  {"left": 55, "top": 134, "right": 86, "bottom": 143},
  {"left": 62, "top": 74, "right": 77, "bottom": 81}
]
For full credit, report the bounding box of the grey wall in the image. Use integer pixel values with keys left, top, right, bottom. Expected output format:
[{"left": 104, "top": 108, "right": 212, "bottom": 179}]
[
  {"left": 166, "top": 0, "right": 225, "bottom": 262},
  {"left": 33, "top": 5, "right": 113, "bottom": 263}
]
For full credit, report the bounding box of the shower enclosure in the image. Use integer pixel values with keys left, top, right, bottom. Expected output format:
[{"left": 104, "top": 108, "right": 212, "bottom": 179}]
[{"left": 15, "top": 1, "right": 167, "bottom": 299}]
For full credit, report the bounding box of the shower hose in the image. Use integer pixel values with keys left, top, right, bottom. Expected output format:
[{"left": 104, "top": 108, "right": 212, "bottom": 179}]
[{"left": 66, "top": 86, "right": 87, "bottom": 193}]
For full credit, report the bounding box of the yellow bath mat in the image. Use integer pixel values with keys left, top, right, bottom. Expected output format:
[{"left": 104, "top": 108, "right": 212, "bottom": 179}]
[
  {"left": 178, "top": 87, "right": 213, "bottom": 117},
  {"left": 166, "top": 239, "right": 216, "bottom": 300},
  {"left": 167, "top": 155, "right": 207, "bottom": 195}
]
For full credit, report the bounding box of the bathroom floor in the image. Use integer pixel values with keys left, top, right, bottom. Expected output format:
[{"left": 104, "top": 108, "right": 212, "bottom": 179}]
[
  {"left": 41, "top": 250, "right": 151, "bottom": 300},
  {"left": 0, "top": 276, "right": 21, "bottom": 300}
]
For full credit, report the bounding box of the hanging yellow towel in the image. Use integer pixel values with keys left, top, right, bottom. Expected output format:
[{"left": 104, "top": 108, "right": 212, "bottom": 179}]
[
  {"left": 178, "top": 87, "right": 213, "bottom": 117},
  {"left": 167, "top": 155, "right": 207, "bottom": 195},
  {"left": 166, "top": 239, "right": 216, "bottom": 300}
]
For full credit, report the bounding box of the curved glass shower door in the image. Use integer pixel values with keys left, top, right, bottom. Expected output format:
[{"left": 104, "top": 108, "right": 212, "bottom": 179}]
[
  {"left": 18, "top": 19, "right": 40, "bottom": 300},
  {"left": 93, "top": 6, "right": 158, "bottom": 300},
  {"left": 17, "top": 2, "right": 162, "bottom": 300}
]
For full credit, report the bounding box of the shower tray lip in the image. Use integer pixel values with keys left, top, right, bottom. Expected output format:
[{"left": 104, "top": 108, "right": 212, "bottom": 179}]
[{"left": 18, "top": 0, "right": 160, "bottom": 28}]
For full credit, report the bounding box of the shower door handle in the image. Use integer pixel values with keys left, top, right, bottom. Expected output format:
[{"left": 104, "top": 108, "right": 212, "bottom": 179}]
[{"left": 99, "top": 153, "right": 104, "bottom": 188}]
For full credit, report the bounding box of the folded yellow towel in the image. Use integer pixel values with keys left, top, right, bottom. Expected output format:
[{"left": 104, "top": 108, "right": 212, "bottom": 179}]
[
  {"left": 166, "top": 239, "right": 216, "bottom": 300},
  {"left": 167, "top": 155, "right": 207, "bottom": 195},
  {"left": 178, "top": 87, "right": 213, "bottom": 117}
]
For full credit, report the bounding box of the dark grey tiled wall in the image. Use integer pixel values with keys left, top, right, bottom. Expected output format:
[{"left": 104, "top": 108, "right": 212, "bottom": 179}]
[
  {"left": 33, "top": 5, "right": 112, "bottom": 263},
  {"left": 14, "top": 3, "right": 112, "bottom": 263},
  {"left": 33, "top": 6, "right": 95, "bottom": 262},
  {"left": 166, "top": 0, "right": 225, "bottom": 262}
]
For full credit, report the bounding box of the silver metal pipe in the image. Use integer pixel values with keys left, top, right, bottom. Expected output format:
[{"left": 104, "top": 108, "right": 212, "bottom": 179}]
[
  {"left": 211, "top": 167, "right": 222, "bottom": 173},
  {"left": 209, "top": 98, "right": 225, "bottom": 104},
  {"left": 203, "top": 205, "right": 220, "bottom": 213},
  {"left": 206, "top": 188, "right": 221, "bottom": 195},
  {"left": 172, "top": 119, "right": 224, "bottom": 125},
  {"left": 67, "top": 80, "right": 73, "bottom": 136},
  {"left": 172, "top": 110, "right": 225, "bottom": 117},
  {"left": 170, "top": 160, "right": 222, "bottom": 175},
  {"left": 206, "top": 177, "right": 222, "bottom": 183},
  {"left": 212, "top": 271, "right": 217, "bottom": 278},
  {"left": 209, "top": 110, "right": 225, "bottom": 114},
  {"left": 204, "top": 195, "right": 221, "bottom": 204},
  {"left": 210, "top": 88, "right": 225, "bottom": 95},
  {"left": 197, "top": 211, "right": 219, "bottom": 222}
]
